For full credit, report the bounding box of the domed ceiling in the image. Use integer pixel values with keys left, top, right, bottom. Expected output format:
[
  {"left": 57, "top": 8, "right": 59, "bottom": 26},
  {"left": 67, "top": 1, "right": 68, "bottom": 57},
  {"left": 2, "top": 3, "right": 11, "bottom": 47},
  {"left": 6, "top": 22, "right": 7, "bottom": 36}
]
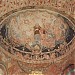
[
  {"left": 8, "top": 9, "right": 68, "bottom": 47},
  {"left": 0, "top": 7, "right": 75, "bottom": 64}
]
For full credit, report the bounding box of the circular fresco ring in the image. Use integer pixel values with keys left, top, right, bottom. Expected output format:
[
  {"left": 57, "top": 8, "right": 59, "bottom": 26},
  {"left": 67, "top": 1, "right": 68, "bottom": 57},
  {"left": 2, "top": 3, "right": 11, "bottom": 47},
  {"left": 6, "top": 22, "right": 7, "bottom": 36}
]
[{"left": 0, "top": 7, "right": 75, "bottom": 63}]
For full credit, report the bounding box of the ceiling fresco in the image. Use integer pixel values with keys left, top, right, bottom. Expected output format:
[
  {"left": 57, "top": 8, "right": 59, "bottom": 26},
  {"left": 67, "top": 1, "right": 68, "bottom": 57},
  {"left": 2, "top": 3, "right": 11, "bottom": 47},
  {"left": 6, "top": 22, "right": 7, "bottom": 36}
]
[
  {"left": 0, "top": 0, "right": 75, "bottom": 75},
  {"left": 0, "top": 7, "right": 75, "bottom": 64}
]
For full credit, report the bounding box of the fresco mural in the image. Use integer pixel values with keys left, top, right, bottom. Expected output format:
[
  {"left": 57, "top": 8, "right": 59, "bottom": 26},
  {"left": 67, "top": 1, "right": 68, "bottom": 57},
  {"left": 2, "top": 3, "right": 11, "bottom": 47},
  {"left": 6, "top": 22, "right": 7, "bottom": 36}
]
[
  {"left": 0, "top": 0, "right": 75, "bottom": 75},
  {"left": 0, "top": 8, "right": 74, "bottom": 63}
]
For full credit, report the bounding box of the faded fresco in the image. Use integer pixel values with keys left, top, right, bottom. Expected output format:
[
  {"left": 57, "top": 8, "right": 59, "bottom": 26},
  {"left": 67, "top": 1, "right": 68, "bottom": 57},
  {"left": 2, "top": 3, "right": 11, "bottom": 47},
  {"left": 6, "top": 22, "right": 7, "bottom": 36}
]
[{"left": 0, "top": 0, "right": 75, "bottom": 75}]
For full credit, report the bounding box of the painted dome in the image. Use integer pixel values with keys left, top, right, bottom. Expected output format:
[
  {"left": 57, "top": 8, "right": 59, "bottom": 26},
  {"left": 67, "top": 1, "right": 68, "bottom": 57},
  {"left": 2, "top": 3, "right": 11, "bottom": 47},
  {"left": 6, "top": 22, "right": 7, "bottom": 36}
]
[{"left": 0, "top": 7, "right": 75, "bottom": 63}]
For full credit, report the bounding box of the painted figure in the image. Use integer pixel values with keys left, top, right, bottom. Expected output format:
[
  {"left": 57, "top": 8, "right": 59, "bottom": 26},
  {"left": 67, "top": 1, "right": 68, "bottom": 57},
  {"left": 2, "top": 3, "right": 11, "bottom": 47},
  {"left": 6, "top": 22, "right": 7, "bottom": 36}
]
[
  {"left": 34, "top": 23, "right": 41, "bottom": 41},
  {"left": 32, "top": 23, "right": 41, "bottom": 48},
  {"left": 32, "top": 23, "right": 46, "bottom": 49}
]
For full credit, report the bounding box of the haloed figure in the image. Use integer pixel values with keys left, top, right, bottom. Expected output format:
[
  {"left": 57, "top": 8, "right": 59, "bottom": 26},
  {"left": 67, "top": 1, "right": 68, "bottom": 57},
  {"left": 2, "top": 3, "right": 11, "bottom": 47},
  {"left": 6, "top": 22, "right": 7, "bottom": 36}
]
[{"left": 33, "top": 23, "right": 41, "bottom": 47}]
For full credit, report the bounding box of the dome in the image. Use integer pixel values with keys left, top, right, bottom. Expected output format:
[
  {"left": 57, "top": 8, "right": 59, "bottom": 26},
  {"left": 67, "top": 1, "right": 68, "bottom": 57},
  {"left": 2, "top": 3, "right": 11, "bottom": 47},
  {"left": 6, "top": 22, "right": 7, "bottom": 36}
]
[{"left": 0, "top": 7, "right": 75, "bottom": 63}]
